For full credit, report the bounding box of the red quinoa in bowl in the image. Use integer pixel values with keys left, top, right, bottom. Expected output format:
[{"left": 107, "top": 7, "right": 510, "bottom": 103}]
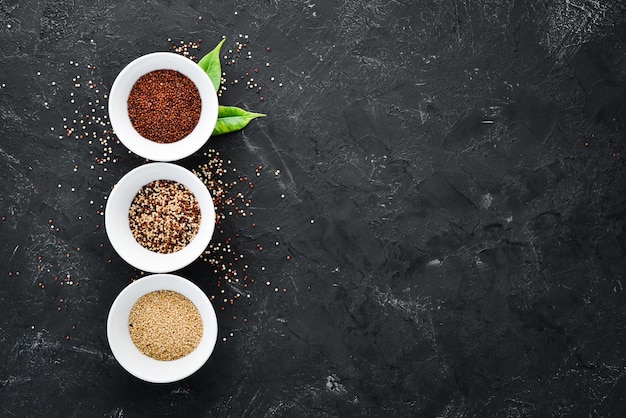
[{"left": 127, "top": 69, "right": 201, "bottom": 144}]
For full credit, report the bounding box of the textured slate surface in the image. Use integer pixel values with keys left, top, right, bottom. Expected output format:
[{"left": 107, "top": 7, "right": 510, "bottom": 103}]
[{"left": 1, "top": 0, "right": 625, "bottom": 416}]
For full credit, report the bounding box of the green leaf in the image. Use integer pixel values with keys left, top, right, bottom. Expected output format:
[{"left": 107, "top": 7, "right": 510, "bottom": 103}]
[
  {"left": 198, "top": 37, "right": 226, "bottom": 92},
  {"left": 213, "top": 105, "right": 266, "bottom": 136}
]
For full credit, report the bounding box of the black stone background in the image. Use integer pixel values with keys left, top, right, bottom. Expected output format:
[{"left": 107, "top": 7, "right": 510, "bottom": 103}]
[{"left": 1, "top": 0, "right": 626, "bottom": 416}]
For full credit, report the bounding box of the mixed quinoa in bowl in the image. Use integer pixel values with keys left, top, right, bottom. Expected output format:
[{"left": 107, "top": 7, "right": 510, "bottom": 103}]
[{"left": 104, "top": 162, "right": 215, "bottom": 273}]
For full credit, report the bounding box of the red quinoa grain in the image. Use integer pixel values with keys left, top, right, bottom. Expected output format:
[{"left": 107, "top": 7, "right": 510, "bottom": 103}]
[{"left": 128, "top": 70, "right": 201, "bottom": 143}]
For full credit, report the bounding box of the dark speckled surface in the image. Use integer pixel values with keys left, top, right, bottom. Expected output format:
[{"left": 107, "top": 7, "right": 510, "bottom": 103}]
[{"left": 1, "top": 0, "right": 626, "bottom": 416}]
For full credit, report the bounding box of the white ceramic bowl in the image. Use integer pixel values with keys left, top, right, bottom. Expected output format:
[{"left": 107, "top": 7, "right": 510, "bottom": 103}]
[
  {"left": 109, "top": 52, "right": 218, "bottom": 162},
  {"left": 105, "top": 162, "right": 215, "bottom": 273},
  {"left": 107, "top": 273, "right": 218, "bottom": 383}
]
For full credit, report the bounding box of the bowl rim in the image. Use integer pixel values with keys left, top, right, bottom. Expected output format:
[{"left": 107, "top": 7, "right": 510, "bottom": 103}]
[
  {"left": 108, "top": 51, "right": 218, "bottom": 162},
  {"left": 106, "top": 273, "right": 218, "bottom": 383},
  {"left": 104, "top": 162, "right": 215, "bottom": 273}
]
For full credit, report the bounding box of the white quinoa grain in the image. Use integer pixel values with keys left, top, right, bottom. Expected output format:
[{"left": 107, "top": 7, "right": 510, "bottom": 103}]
[{"left": 128, "top": 290, "right": 203, "bottom": 361}]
